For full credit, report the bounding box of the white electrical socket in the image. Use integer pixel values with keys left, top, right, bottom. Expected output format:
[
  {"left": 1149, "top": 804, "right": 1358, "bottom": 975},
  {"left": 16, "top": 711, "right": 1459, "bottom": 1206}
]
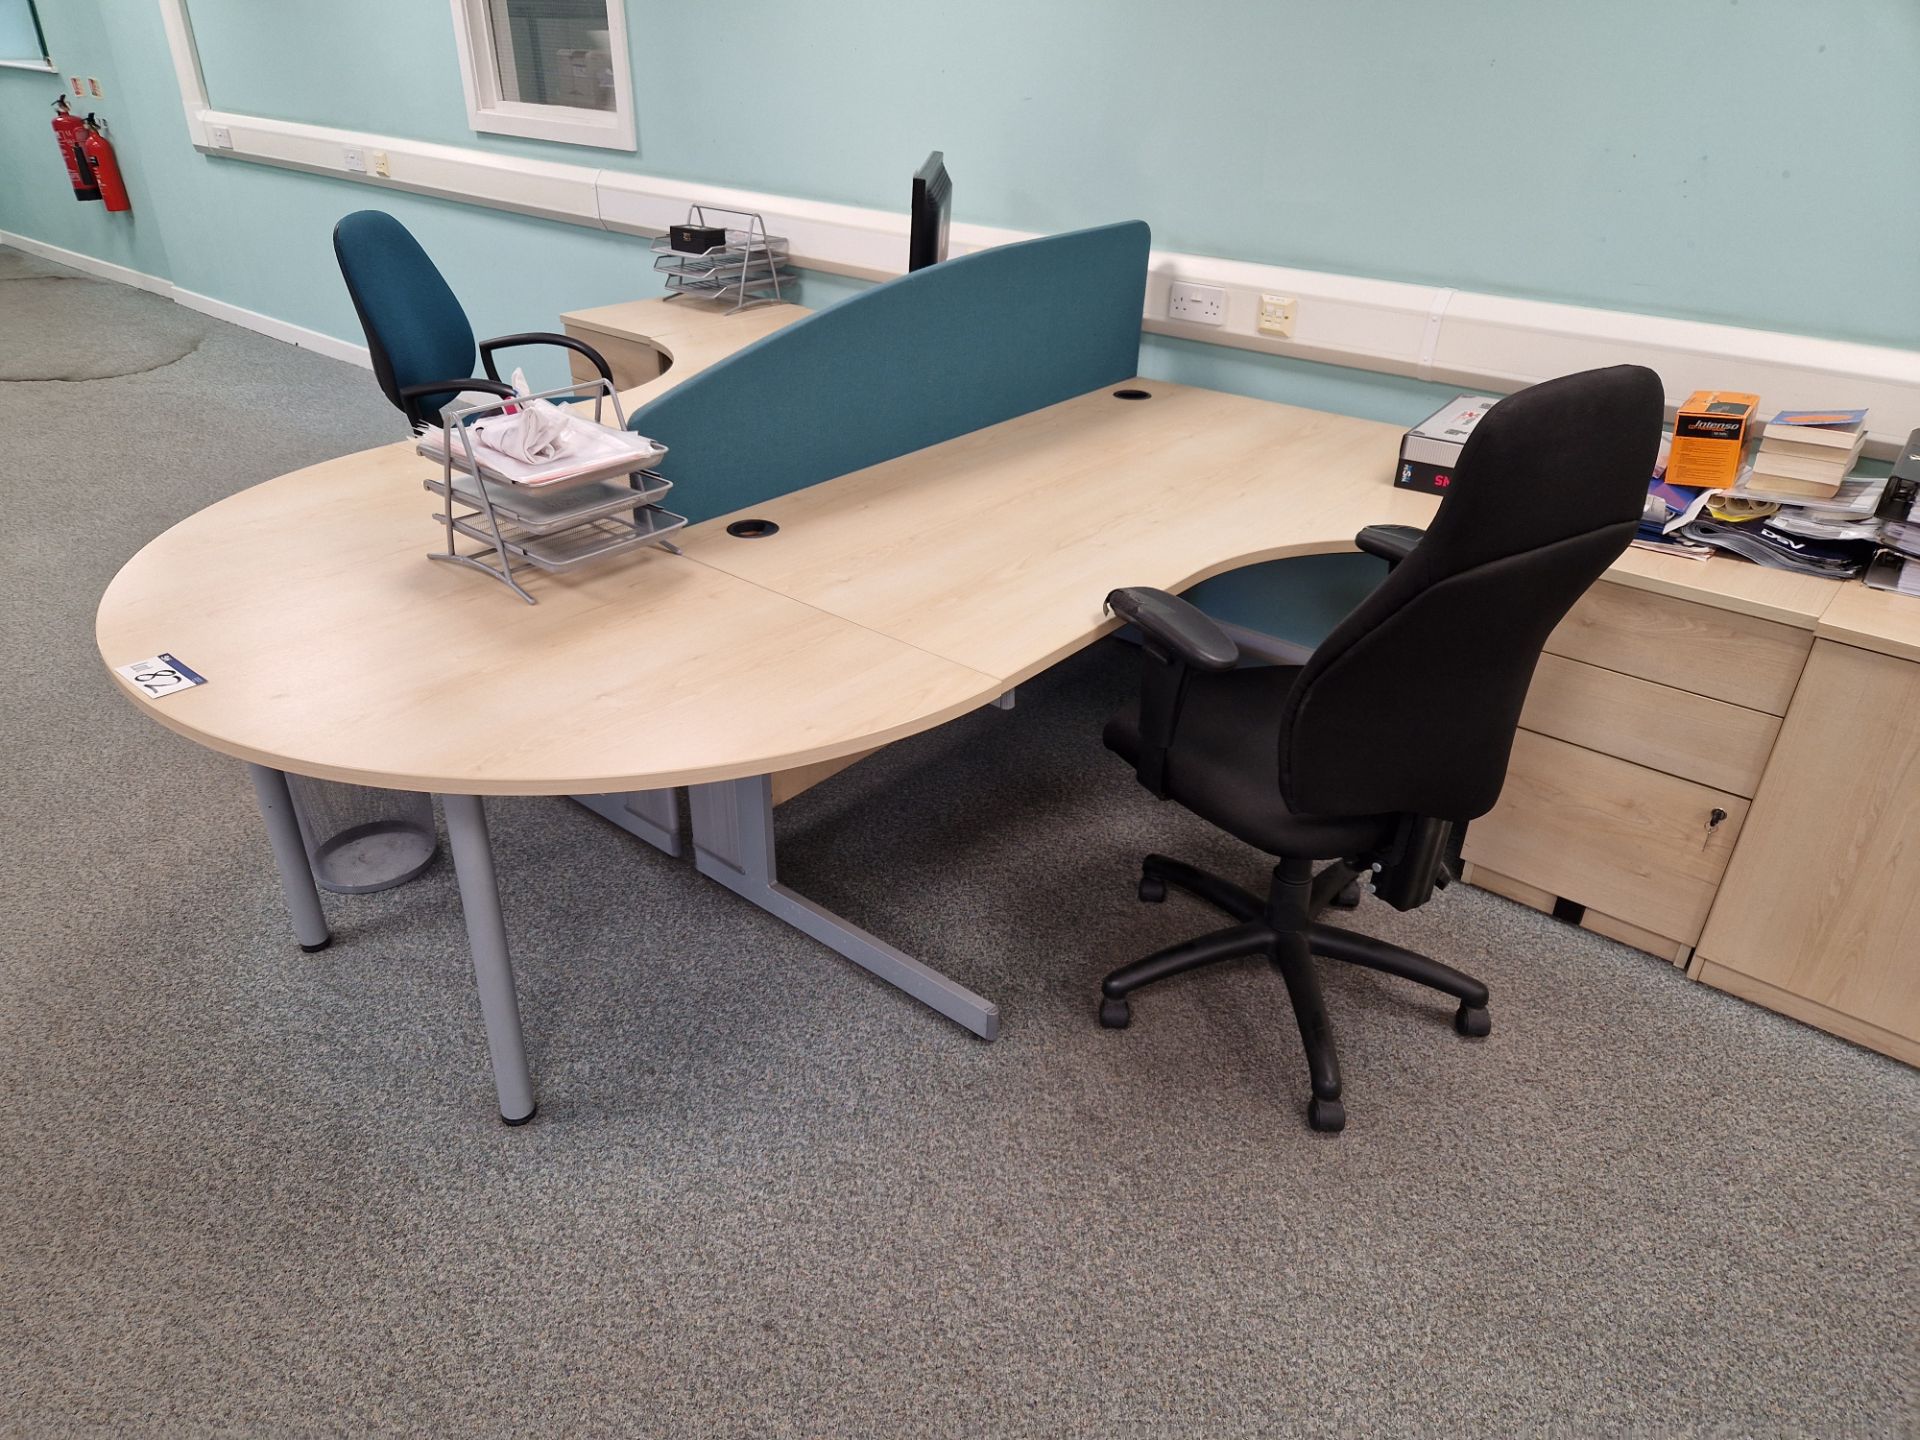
[
  {"left": 343, "top": 147, "right": 367, "bottom": 174},
  {"left": 1257, "top": 293, "right": 1298, "bottom": 338},
  {"left": 373, "top": 151, "right": 391, "bottom": 178},
  {"left": 208, "top": 125, "right": 233, "bottom": 149},
  {"left": 1168, "top": 281, "right": 1227, "bottom": 326}
]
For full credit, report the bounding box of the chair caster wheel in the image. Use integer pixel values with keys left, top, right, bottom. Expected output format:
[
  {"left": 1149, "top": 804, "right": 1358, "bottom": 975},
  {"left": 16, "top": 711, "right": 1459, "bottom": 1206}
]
[
  {"left": 1137, "top": 875, "right": 1167, "bottom": 903},
  {"left": 1099, "top": 996, "right": 1132, "bottom": 1029},
  {"left": 1455, "top": 1004, "right": 1491, "bottom": 1038},
  {"left": 1330, "top": 879, "right": 1362, "bottom": 910},
  {"left": 1308, "top": 1096, "right": 1346, "bottom": 1133}
]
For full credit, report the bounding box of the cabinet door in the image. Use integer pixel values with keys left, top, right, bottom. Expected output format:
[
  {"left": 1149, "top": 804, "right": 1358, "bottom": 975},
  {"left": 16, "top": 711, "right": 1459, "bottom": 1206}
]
[
  {"left": 1463, "top": 730, "right": 1747, "bottom": 945},
  {"left": 1696, "top": 640, "right": 1920, "bottom": 1063}
]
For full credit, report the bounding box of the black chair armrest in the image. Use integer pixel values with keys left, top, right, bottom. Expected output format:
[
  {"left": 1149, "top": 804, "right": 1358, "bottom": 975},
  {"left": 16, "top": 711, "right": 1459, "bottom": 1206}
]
[
  {"left": 479, "top": 331, "right": 615, "bottom": 389},
  {"left": 397, "top": 377, "right": 516, "bottom": 426},
  {"left": 1106, "top": 588, "right": 1239, "bottom": 798},
  {"left": 1105, "top": 587, "right": 1239, "bottom": 671},
  {"left": 1214, "top": 619, "right": 1316, "bottom": 669},
  {"left": 1356, "top": 523, "right": 1426, "bottom": 568}
]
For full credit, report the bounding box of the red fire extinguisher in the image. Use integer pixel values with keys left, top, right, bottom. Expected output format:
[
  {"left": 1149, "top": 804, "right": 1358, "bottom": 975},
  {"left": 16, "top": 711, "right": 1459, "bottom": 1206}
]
[
  {"left": 80, "top": 113, "right": 131, "bottom": 214},
  {"left": 51, "top": 96, "right": 100, "bottom": 203}
]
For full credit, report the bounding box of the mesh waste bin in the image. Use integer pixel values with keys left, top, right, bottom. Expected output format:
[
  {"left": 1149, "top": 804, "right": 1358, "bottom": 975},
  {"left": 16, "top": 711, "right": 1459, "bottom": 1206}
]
[{"left": 286, "top": 775, "right": 438, "bottom": 894}]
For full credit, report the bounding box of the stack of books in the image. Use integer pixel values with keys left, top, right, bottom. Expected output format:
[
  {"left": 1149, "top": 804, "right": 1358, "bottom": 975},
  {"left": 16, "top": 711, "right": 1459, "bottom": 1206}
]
[{"left": 1748, "top": 408, "right": 1869, "bottom": 498}]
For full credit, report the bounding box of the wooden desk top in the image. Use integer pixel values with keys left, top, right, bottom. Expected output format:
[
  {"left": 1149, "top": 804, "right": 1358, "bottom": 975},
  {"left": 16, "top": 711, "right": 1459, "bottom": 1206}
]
[
  {"left": 562, "top": 297, "right": 809, "bottom": 408},
  {"left": 675, "top": 381, "right": 1433, "bottom": 682},
  {"left": 97, "top": 303, "right": 1920, "bottom": 793},
  {"left": 1816, "top": 583, "right": 1920, "bottom": 664},
  {"left": 94, "top": 441, "right": 997, "bottom": 795}
]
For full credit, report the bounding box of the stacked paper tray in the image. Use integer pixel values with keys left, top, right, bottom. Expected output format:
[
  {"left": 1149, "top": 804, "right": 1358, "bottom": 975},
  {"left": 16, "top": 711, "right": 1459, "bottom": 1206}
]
[
  {"left": 651, "top": 228, "right": 794, "bottom": 308},
  {"left": 416, "top": 426, "right": 667, "bottom": 491},
  {"left": 446, "top": 506, "right": 689, "bottom": 574},
  {"left": 424, "top": 470, "right": 673, "bottom": 537},
  {"left": 420, "top": 377, "right": 686, "bottom": 602}
]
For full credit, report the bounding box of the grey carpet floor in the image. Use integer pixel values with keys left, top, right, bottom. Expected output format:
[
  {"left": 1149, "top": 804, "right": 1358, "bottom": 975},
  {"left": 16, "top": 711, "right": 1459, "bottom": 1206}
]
[{"left": 2, "top": 246, "right": 1915, "bottom": 1438}]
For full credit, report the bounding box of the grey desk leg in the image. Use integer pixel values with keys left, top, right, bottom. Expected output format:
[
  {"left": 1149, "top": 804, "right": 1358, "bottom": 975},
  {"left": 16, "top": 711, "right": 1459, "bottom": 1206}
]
[
  {"left": 441, "top": 793, "right": 537, "bottom": 1125},
  {"left": 245, "top": 763, "right": 331, "bottom": 953},
  {"left": 687, "top": 775, "right": 1001, "bottom": 1041},
  {"left": 569, "top": 789, "right": 682, "bottom": 856}
]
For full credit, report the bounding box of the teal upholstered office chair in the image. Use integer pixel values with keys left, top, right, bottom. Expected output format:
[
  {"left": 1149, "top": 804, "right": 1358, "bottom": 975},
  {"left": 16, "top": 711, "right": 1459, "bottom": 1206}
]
[
  {"left": 332, "top": 209, "right": 615, "bottom": 429},
  {"left": 1100, "top": 365, "right": 1665, "bottom": 1133}
]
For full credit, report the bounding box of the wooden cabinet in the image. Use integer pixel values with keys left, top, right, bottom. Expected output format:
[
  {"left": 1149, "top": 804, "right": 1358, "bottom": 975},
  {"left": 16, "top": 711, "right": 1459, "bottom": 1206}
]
[
  {"left": 1464, "top": 579, "right": 1807, "bottom": 964},
  {"left": 1694, "top": 639, "right": 1920, "bottom": 1065},
  {"left": 561, "top": 322, "right": 666, "bottom": 391}
]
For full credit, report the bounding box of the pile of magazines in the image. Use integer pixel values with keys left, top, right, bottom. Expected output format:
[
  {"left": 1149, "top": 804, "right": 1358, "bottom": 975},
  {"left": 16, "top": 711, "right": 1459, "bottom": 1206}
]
[{"left": 1635, "top": 425, "right": 1920, "bottom": 584}]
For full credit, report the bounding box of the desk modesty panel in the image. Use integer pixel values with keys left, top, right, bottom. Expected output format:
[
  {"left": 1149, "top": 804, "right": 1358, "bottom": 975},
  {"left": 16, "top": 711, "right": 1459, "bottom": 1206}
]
[{"left": 623, "top": 221, "right": 1153, "bottom": 526}]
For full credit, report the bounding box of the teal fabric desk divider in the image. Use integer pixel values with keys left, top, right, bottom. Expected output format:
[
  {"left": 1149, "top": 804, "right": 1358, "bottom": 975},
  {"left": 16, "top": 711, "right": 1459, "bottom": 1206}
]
[{"left": 628, "top": 222, "right": 1150, "bottom": 523}]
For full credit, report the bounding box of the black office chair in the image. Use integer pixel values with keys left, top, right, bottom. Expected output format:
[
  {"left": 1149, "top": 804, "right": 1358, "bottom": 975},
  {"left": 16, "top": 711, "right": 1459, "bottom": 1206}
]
[
  {"left": 1100, "top": 364, "right": 1665, "bottom": 1133},
  {"left": 332, "top": 209, "right": 617, "bottom": 430}
]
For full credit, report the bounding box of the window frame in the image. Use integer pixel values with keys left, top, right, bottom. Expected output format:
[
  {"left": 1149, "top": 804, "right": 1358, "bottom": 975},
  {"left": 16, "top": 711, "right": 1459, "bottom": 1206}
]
[{"left": 447, "top": 0, "right": 635, "bottom": 151}]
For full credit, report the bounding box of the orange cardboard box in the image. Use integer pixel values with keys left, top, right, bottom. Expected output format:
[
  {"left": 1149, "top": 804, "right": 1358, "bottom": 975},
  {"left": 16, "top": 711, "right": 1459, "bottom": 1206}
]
[{"left": 1669, "top": 390, "right": 1759, "bottom": 490}]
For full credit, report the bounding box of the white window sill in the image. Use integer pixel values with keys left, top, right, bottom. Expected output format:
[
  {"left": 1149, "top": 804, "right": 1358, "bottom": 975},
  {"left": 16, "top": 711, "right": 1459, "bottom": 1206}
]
[
  {"left": 469, "top": 99, "right": 634, "bottom": 151},
  {"left": 0, "top": 58, "right": 57, "bottom": 73}
]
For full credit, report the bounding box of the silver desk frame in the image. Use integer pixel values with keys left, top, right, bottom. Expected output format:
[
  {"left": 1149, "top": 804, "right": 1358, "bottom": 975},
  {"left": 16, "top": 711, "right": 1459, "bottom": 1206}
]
[{"left": 243, "top": 693, "right": 1012, "bottom": 1124}]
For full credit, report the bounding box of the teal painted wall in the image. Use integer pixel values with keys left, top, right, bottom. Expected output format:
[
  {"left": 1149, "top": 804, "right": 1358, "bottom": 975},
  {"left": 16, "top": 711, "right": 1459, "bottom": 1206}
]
[
  {"left": 3, "top": 0, "right": 1916, "bottom": 403},
  {"left": 0, "top": 0, "right": 174, "bottom": 279},
  {"left": 0, "top": 0, "right": 47, "bottom": 63},
  {"left": 4, "top": 0, "right": 1912, "bottom": 641}
]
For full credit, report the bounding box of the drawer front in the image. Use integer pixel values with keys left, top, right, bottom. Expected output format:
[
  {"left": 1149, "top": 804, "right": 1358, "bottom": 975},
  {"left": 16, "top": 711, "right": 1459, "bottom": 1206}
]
[
  {"left": 1545, "top": 581, "right": 1811, "bottom": 715},
  {"left": 1520, "top": 653, "right": 1780, "bottom": 797},
  {"left": 1463, "top": 730, "right": 1749, "bottom": 945}
]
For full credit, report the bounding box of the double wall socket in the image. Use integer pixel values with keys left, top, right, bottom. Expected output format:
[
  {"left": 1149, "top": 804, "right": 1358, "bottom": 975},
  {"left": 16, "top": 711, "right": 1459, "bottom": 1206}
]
[{"left": 1168, "top": 281, "right": 1227, "bottom": 326}]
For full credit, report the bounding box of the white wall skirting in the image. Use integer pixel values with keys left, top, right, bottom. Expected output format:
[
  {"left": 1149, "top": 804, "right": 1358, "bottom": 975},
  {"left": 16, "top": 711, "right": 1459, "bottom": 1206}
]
[
  {"left": 0, "top": 229, "right": 175, "bottom": 296},
  {"left": 0, "top": 228, "right": 373, "bottom": 369},
  {"left": 171, "top": 287, "right": 371, "bottom": 368}
]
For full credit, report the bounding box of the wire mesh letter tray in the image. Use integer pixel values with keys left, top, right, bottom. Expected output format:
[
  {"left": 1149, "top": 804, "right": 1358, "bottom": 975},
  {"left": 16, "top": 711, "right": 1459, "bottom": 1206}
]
[{"left": 418, "top": 379, "right": 685, "bottom": 603}]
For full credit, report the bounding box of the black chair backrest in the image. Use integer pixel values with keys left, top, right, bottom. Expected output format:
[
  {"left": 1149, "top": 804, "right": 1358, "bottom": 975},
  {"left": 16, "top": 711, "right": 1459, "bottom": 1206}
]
[
  {"left": 1278, "top": 364, "right": 1665, "bottom": 822},
  {"left": 332, "top": 210, "right": 478, "bottom": 425}
]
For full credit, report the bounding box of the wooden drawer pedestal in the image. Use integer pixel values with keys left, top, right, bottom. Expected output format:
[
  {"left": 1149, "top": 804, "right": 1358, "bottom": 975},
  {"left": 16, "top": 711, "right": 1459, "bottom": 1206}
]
[{"left": 1463, "top": 579, "right": 1806, "bottom": 966}]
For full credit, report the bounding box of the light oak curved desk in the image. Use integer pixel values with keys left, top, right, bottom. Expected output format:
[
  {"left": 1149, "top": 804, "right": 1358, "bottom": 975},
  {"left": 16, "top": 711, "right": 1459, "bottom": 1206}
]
[
  {"left": 98, "top": 300, "right": 1920, "bottom": 1119},
  {"left": 98, "top": 298, "right": 1443, "bottom": 1122}
]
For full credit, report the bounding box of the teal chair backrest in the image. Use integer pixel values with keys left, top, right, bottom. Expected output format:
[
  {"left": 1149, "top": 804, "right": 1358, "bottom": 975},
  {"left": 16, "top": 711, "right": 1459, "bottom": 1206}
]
[
  {"left": 333, "top": 210, "right": 478, "bottom": 424},
  {"left": 628, "top": 221, "right": 1151, "bottom": 523}
]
